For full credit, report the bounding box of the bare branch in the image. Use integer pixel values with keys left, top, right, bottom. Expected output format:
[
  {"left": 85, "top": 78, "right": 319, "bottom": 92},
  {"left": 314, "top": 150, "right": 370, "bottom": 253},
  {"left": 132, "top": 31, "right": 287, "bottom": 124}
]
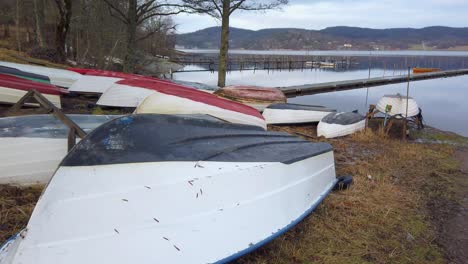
[{"left": 102, "top": 0, "right": 129, "bottom": 23}]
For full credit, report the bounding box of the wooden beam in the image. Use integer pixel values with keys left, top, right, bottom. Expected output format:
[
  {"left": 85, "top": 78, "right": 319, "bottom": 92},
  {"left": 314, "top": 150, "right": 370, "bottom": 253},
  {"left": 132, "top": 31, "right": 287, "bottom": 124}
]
[{"left": 7, "top": 90, "right": 87, "bottom": 139}]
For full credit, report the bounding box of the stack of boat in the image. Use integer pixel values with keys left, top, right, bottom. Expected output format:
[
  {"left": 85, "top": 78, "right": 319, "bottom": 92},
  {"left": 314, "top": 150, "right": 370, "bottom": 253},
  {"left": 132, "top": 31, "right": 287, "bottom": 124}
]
[
  {"left": 0, "top": 73, "right": 66, "bottom": 107},
  {"left": 0, "top": 62, "right": 357, "bottom": 263},
  {"left": 0, "top": 61, "right": 82, "bottom": 88},
  {"left": 0, "top": 115, "right": 339, "bottom": 263}
]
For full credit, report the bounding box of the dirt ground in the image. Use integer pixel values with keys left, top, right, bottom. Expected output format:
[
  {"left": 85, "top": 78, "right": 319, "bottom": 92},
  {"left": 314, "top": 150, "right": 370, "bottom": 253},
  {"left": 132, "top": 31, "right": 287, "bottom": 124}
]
[{"left": 439, "top": 148, "right": 468, "bottom": 263}]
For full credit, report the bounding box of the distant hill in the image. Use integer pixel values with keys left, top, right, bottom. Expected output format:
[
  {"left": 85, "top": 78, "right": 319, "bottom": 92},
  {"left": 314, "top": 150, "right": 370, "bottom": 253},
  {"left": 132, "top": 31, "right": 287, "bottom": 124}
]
[{"left": 176, "top": 26, "right": 468, "bottom": 50}]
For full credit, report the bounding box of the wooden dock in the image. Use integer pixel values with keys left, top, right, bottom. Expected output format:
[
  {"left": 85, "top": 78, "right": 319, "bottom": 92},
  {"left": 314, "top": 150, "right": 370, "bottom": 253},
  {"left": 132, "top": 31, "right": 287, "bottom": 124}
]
[{"left": 279, "top": 69, "right": 468, "bottom": 97}]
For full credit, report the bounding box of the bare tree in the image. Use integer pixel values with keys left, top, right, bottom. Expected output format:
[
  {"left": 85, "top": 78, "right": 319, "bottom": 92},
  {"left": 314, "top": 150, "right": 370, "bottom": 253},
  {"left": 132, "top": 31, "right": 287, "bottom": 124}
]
[
  {"left": 15, "top": 0, "right": 22, "bottom": 51},
  {"left": 53, "top": 0, "right": 73, "bottom": 61},
  {"left": 33, "top": 0, "right": 46, "bottom": 47},
  {"left": 182, "top": 0, "right": 288, "bottom": 87},
  {"left": 102, "top": 0, "right": 185, "bottom": 73}
]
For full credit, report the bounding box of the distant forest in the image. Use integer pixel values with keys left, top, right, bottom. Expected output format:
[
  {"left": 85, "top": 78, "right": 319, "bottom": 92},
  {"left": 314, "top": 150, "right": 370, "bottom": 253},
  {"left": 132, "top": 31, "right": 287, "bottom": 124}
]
[{"left": 176, "top": 26, "right": 468, "bottom": 51}]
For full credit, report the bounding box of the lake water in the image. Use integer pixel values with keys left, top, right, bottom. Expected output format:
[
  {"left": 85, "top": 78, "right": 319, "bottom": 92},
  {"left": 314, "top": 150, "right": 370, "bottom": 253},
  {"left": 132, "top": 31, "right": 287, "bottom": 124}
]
[{"left": 173, "top": 56, "right": 468, "bottom": 137}]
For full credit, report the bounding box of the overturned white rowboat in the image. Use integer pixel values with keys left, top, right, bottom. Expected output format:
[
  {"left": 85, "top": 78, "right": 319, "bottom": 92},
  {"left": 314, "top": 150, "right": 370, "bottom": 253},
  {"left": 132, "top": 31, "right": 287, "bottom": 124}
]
[
  {"left": 0, "top": 114, "right": 337, "bottom": 264},
  {"left": 0, "top": 74, "right": 65, "bottom": 107},
  {"left": 135, "top": 88, "right": 267, "bottom": 129},
  {"left": 0, "top": 114, "right": 120, "bottom": 185},
  {"left": 317, "top": 112, "right": 366, "bottom": 138},
  {"left": 376, "top": 94, "right": 419, "bottom": 118},
  {"left": 68, "top": 76, "right": 122, "bottom": 94},
  {"left": 262, "top": 103, "right": 336, "bottom": 124},
  {"left": 0, "top": 61, "right": 81, "bottom": 88}
]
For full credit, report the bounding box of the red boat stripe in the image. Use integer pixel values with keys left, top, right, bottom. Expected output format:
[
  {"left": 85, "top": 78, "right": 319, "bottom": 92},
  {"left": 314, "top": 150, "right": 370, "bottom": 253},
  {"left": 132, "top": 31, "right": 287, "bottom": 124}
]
[{"left": 0, "top": 74, "right": 64, "bottom": 95}]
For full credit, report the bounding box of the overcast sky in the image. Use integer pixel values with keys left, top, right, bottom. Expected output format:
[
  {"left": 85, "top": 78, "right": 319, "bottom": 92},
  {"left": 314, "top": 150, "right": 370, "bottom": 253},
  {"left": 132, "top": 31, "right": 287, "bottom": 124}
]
[{"left": 174, "top": 0, "right": 468, "bottom": 33}]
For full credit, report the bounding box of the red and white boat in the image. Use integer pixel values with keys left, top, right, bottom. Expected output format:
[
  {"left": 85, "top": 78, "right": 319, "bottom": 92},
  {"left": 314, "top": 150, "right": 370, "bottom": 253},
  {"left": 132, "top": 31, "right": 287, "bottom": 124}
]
[
  {"left": 0, "top": 61, "right": 81, "bottom": 88},
  {"left": 99, "top": 79, "right": 267, "bottom": 129},
  {"left": 0, "top": 74, "right": 67, "bottom": 107},
  {"left": 68, "top": 68, "right": 174, "bottom": 94},
  {"left": 214, "top": 86, "right": 287, "bottom": 111}
]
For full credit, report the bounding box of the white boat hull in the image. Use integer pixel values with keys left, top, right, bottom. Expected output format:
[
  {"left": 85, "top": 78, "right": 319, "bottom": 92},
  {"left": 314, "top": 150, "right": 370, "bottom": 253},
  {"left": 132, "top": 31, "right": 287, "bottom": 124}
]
[
  {"left": 97, "top": 83, "right": 155, "bottom": 107},
  {"left": 135, "top": 92, "right": 267, "bottom": 129},
  {"left": 68, "top": 76, "right": 122, "bottom": 94},
  {"left": 0, "top": 154, "right": 336, "bottom": 263},
  {"left": 263, "top": 108, "right": 332, "bottom": 124},
  {"left": 317, "top": 119, "right": 366, "bottom": 138},
  {"left": 0, "top": 86, "right": 61, "bottom": 107},
  {"left": 376, "top": 95, "right": 419, "bottom": 118},
  {"left": 0, "top": 137, "right": 67, "bottom": 185}
]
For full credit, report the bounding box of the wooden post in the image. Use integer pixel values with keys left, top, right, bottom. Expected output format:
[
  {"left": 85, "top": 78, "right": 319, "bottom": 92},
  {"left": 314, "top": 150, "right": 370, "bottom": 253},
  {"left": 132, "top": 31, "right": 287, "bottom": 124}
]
[{"left": 68, "top": 127, "right": 77, "bottom": 151}]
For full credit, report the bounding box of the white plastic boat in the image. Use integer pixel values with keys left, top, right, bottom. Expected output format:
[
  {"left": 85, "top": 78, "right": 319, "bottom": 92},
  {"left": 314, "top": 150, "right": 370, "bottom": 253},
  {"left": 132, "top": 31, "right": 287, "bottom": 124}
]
[
  {"left": 0, "top": 114, "right": 337, "bottom": 264},
  {"left": 0, "top": 114, "right": 120, "bottom": 185},
  {"left": 97, "top": 79, "right": 165, "bottom": 107},
  {"left": 135, "top": 88, "right": 267, "bottom": 130},
  {"left": 68, "top": 75, "right": 122, "bottom": 94},
  {"left": 0, "top": 74, "right": 65, "bottom": 107},
  {"left": 0, "top": 61, "right": 81, "bottom": 88},
  {"left": 376, "top": 94, "right": 419, "bottom": 118},
  {"left": 317, "top": 112, "right": 366, "bottom": 138},
  {"left": 262, "top": 103, "right": 336, "bottom": 124}
]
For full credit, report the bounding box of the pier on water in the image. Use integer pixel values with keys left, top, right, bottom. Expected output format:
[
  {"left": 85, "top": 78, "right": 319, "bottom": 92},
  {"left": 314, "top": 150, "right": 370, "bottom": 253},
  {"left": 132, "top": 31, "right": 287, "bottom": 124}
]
[{"left": 279, "top": 69, "right": 468, "bottom": 98}]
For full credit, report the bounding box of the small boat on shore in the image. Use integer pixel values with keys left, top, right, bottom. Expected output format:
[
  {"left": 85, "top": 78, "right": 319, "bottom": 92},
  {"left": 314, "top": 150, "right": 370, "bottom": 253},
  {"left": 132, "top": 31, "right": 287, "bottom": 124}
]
[
  {"left": 98, "top": 79, "right": 225, "bottom": 109},
  {"left": 0, "top": 114, "right": 120, "bottom": 185},
  {"left": 376, "top": 94, "right": 419, "bottom": 118},
  {"left": 413, "top": 68, "right": 440, "bottom": 74},
  {"left": 317, "top": 112, "right": 366, "bottom": 138},
  {"left": 0, "top": 114, "right": 337, "bottom": 264},
  {"left": 135, "top": 88, "right": 267, "bottom": 129},
  {"left": 214, "top": 86, "right": 287, "bottom": 111},
  {"left": 0, "top": 66, "right": 51, "bottom": 84},
  {"left": 0, "top": 61, "right": 81, "bottom": 88},
  {"left": 0, "top": 74, "right": 65, "bottom": 107},
  {"left": 262, "top": 103, "right": 336, "bottom": 124}
]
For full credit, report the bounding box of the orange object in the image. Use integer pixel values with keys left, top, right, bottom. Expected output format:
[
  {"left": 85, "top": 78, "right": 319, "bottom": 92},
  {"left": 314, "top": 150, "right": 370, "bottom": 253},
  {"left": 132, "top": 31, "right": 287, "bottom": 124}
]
[{"left": 413, "top": 68, "right": 440, "bottom": 74}]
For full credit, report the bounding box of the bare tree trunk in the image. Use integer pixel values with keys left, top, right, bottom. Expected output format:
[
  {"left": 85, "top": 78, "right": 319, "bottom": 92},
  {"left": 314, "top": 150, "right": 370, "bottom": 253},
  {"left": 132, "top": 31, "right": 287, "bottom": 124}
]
[
  {"left": 217, "top": 0, "right": 230, "bottom": 87},
  {"left": 123, "top": 0, "right": 137, "bottom": 73},
  {"left": 55, "top": 0, "right": 72, "bottom": 62},
  {"left": 4, "top": 25, "right": 11, "bottom": 38},
  {"left": 16, "top": 0, "right": 22, "bottom": 52},
  {"left": 34, "top": 0, "right": 46, "bottom": 47}
]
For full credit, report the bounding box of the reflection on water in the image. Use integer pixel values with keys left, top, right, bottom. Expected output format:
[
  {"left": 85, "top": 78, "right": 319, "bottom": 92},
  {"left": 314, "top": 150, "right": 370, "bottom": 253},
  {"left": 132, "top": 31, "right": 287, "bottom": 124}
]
[{"left": 174, "top": 66, "right": 468, "bottom": 136}]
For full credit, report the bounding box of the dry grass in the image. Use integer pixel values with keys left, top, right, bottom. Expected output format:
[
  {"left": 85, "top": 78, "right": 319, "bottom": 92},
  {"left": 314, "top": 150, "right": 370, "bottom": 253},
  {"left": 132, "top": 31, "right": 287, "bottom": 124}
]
[
  {"left": 235, "top": 129, "right": 461, "bottom": 264},
  {"left": 0, "top": 128, "right": 464, "bottom": 263},
  {"left": 0, "top": 185, "right": 43, "bottom": 242}
]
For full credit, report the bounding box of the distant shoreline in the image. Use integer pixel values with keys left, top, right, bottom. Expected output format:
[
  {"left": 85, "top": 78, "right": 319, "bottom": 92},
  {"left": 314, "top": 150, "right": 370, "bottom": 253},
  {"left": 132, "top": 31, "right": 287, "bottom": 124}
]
[{"left": 177, "top": 49, "right": 468, "bottom": 57}]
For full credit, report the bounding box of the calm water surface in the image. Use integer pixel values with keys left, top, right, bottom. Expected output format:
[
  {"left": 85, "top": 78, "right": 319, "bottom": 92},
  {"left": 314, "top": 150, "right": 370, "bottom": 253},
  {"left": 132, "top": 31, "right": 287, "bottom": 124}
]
[{"left": 174, "top": 66, "right": 468, "bottom": 136}]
